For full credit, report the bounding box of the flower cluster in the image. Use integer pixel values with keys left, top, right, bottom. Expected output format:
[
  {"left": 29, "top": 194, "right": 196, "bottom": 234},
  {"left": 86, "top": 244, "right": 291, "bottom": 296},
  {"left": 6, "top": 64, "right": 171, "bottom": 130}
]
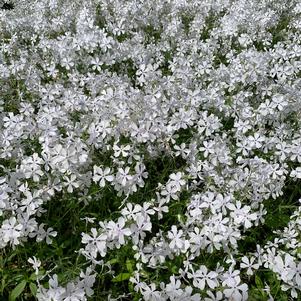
[{"left": 0, "top": 0, "right": 301, "bottom": 300}]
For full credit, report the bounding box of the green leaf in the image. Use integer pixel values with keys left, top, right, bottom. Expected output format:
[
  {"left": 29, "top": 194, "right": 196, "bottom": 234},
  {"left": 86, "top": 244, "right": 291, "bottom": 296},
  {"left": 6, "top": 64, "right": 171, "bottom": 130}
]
[
  {"left": 126, "top": 259, "right": 133, "bottom": 272},
  {"left": 29, "top": 273, "right": 37, "bottom": 281},
  {"left": 29, "top": 282, "right": 37, "bottom": 297},
  {"left": 9, "top": 280, "right": 27, "bottom": 301},
  {"left": 29, "top": 270, "right": 44, "bottom": 281},
  {"left": 108, "top": 258, "right": 118, "bottom": 264},
  {"left": 255, "top": 275, "right": 263, "bottom": 288},
  {"left": 171, "top": 265, "right": 178, "bottom": 274},
  {"left": 1, "top": 275, "right": 6, "bottom": 293},
  {"left": 112, "top": 273, "right": 131, "bottom": 282}
]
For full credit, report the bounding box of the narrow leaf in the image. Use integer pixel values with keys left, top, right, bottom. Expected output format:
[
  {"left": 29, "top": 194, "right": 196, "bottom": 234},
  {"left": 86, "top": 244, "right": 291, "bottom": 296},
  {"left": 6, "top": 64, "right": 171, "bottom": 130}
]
[
  {"left": 29, "top": 282, "right": 37, "bottom": 296},
  {"left": 126, "top": 259, "right": 133, "bottom": 272},
  {"left": 9, "top": 280, "right": 27, "bottom": 301},
  {"left": 112, "top": 273, "right": 131, "bottom": 282}
]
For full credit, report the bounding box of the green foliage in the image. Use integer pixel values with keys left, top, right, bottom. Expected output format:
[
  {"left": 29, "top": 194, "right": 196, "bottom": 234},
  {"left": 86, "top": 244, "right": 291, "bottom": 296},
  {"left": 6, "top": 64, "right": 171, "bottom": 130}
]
[{"left": 9, "top": 280, "right": 27, "bottom": 301}]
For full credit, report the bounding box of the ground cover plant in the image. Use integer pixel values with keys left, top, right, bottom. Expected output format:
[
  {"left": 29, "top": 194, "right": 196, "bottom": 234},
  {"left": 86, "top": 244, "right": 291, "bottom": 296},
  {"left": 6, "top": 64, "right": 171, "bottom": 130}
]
[{"left": 0, "top": 0, "right": 301, "bottom": 300}]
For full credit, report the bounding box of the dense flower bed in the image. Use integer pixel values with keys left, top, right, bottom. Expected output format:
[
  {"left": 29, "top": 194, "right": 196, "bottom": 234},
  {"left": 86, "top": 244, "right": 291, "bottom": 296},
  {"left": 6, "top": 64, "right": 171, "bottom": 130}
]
[{"left": 0, "top": 0, "right": 301, "bottom": 300}]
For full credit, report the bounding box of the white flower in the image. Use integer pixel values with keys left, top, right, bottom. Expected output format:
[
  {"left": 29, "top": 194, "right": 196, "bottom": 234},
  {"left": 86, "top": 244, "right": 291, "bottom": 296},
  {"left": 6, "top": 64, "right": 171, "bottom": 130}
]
[
  {"left": 290, "top": 167, "right": 301, "bottom": 179},
  {"left": 93, "top": 166, "right": 114, "bottom": 187},
  {"left": 130, "top": 214, "right": 152, "bottom": 244},
  {"left": 168, "top": 225, "right": 190, "bottom": 253},
  {"left": 29, "top": 223, "right": 57, "bottom": 244},
  {"left": 28, "top": 256, "right": 41, "bottom": 275},
  {"left": 204, "top": 291, "right": 223, "bottom": 301},
  {"left": 91, "top": 57, "right": 102, "bottom": 72},
  {"left": 223, "top": 276, "right": 248, "bottom": 301},
  {"left": 20, "top": 153, "right": 44, "bottom": 182},
  {"left": 121, "top": 203, "right": 141, "bottom": 219},
  {"left": 227, "top": 201, "right": 257, "bottom": 229},
  {"left": 199, "top": 140, "right": 215, "bottom": 158},
  {"left": 1, "top": 217, "right": 23, "bottom": 247},
  {"left": 169, "top": 172, "right": 186, "bottom": 190},
  {"left": 141, "top": 282, "right": 162, "bottom": 301},
  {"left": 116, "top": 167, "right": 132, "bottom": 187},
  {"left": 240, "top": 256, "right": 260, "bottom": 275},
  {"left": 113, "top": 143, "right": 131, "bottom": 157},
  {"left": 273, "top": 254, "right": 297, "bottom": 282},
  {"left": 81, "top": 228, "right": 107, "bottom": 257},
  {"left": 187, "top": 265, "right": 218, "bottom": 290},
  {"left": 165, "top": 275, "right": 183, "bottom": 298},
  {"left": 161, "top": 184, "right": 179, "bottom": 201},
  {"left": 154, "top": 198, "right": 169, "bottom": 220},
  {"left": 79, "top": 267, "right": 96, "bottom": 297},
  {"left": 247, "top": 133, "right": 265, "bottom": 149},
  {"left": 63, "top": 174, "right": 80, "bottom": 193},
  {"left": 1, "top": 1, "right": 301, "bottom": 299},
  {"left": 106, "top": 217, "right": 131, "bottom": 247}
]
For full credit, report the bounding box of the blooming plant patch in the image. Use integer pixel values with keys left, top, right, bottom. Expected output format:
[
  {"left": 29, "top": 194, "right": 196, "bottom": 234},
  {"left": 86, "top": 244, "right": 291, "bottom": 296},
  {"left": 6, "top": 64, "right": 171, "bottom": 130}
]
[{"left": 0, "top": 0, "right": 301, "bottom": 300}]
